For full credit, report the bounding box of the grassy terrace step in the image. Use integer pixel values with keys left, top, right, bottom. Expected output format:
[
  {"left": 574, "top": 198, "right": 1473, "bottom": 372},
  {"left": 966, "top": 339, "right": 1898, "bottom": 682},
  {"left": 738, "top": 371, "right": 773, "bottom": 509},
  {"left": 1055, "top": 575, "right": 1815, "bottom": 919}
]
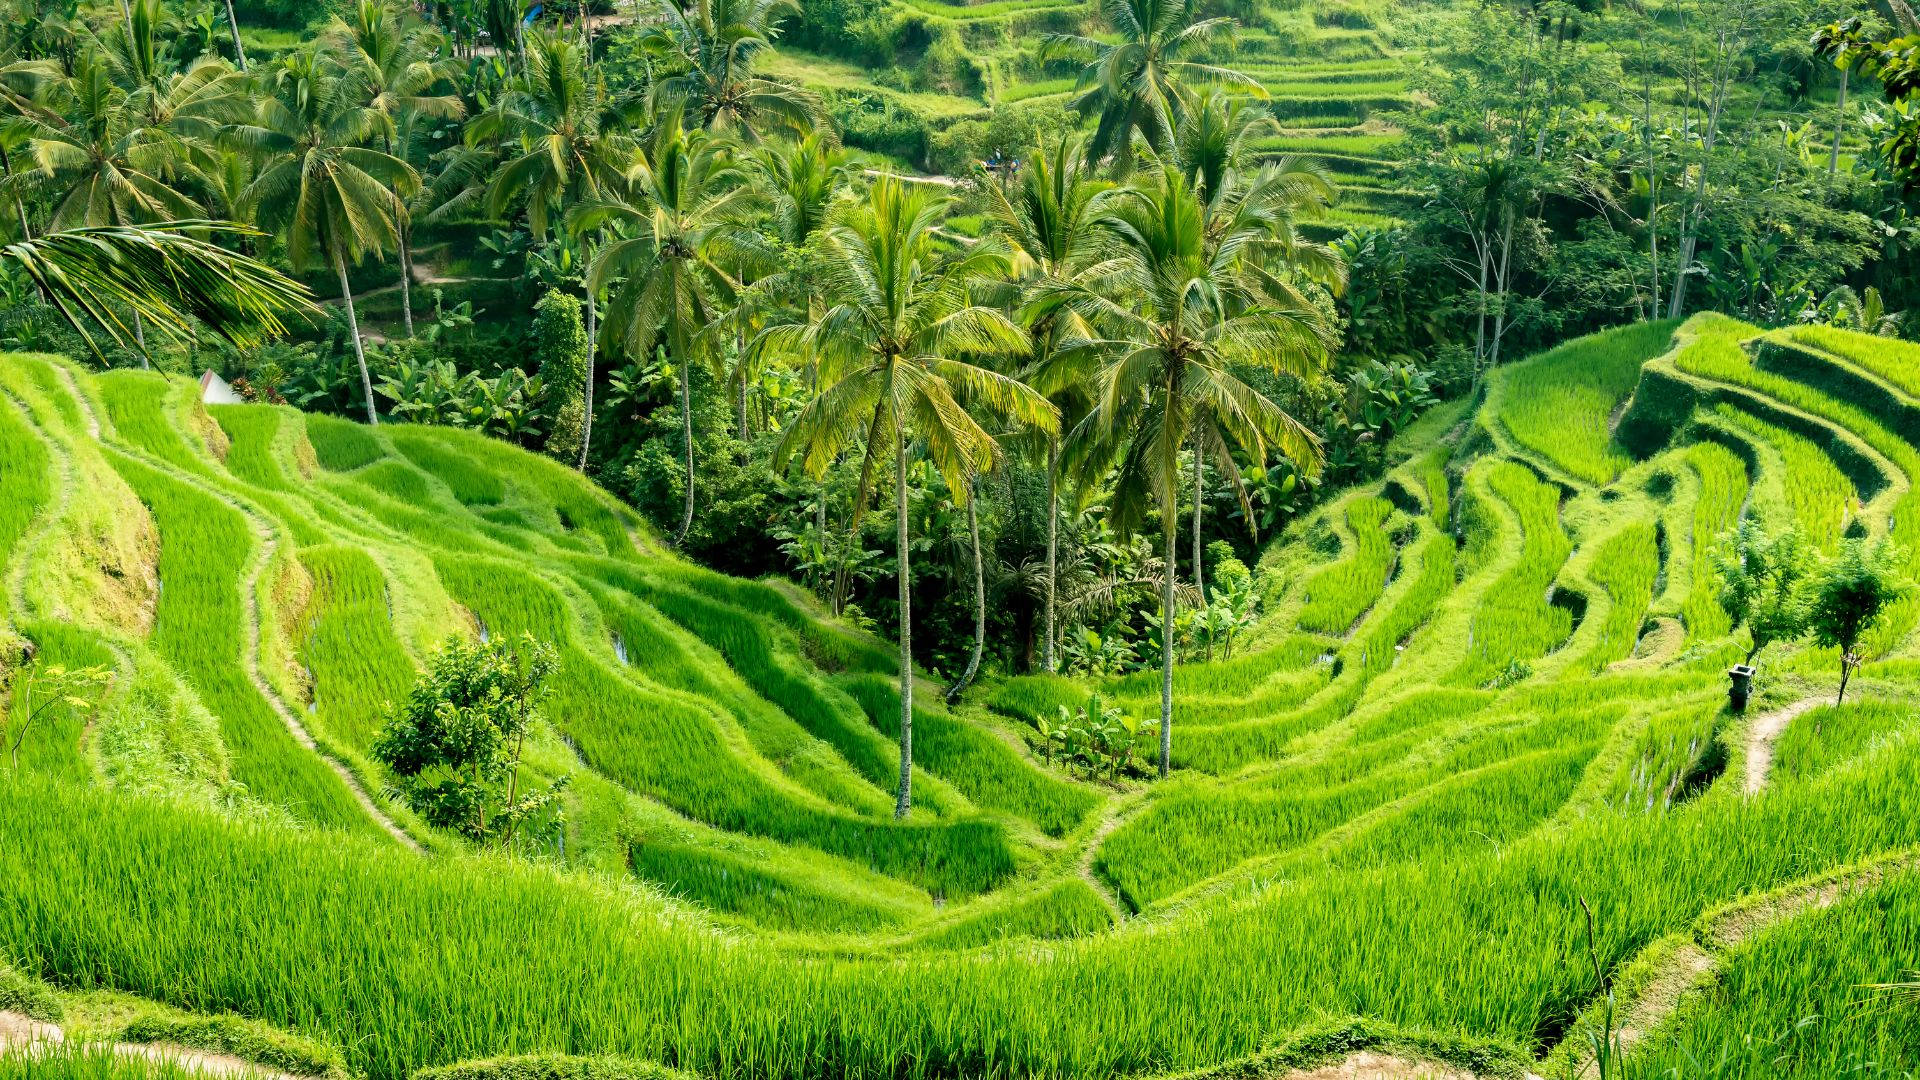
[{"left": 6, "top": 310, "right": 1920, "bottom": 1076}]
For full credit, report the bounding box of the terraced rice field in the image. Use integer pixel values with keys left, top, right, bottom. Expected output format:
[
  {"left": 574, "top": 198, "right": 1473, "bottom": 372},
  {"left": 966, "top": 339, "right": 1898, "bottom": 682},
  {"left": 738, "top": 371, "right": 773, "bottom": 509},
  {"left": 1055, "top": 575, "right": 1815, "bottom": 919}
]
[{"left": 2, "top": 313, "right": 1919, "bottom": 1080}]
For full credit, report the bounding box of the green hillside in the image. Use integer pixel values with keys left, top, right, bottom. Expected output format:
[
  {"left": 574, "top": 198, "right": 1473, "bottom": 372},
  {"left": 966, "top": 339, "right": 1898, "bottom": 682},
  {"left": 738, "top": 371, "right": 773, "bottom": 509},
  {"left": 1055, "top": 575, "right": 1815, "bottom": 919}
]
[{"left": 4, "top": 313, "right": 1920, "bottom": 1079}]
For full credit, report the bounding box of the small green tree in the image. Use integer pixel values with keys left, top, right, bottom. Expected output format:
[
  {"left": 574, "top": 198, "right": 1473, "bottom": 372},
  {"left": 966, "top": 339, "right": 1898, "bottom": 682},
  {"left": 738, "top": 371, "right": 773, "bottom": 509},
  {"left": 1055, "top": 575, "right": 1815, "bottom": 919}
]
[
  {"left": 1712, "top": 520, "right": 1816, "bottom": 664},
  {"left": 373, "top": 633, "right": 558, "bottom": 844},
  {"left": 1809, "top": 537, "right": 1907, "bottom": 708},
  {"left": 533, "top": 290, "right": 590, "bottom": 465},
  {"left": 2, "top": 659, "right": 112, "bottom": 773}
]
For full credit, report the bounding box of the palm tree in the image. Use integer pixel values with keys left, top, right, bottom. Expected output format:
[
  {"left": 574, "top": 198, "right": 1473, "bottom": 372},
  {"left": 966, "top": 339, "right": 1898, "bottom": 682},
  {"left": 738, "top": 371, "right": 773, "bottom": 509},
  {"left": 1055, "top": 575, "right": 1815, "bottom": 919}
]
[
  {"left": 469, "top": 29, "right": 633, "bottom": 239},
  {"left": 580, "top": 111, "right": 764, "bottom": 547},
  {"left": 330, "top": 0, "right": 465, "bottom": 337},
  {"left": 985, "top": 134, "right": 1110, "bottom": 674},
  {"left": 639, "top": 0, "right": 821, "bottom": 140},
  {"left": 235, "top": 48, "right": 420, "bottom": 424},
  {"left": 1045, "top": 0, "right": 1261, "bottom": 173},
  {"left": 749, "top": 131, "right": 848, "bottom": 542},
  {"left": 0, "top": 56, "right": 59, "bottom": 238},
  {"left": 772, "top": 176, "right": 1055, "bottom": 816},
  {"left": 1156, "top": 91, "right": 1342, "bottom": 626},
  {"left": 1, "top": 220, "right": 314, "bottom": 357},
  {"left": 1052, "top": 167, "right": 1332, "bottom": 777}
]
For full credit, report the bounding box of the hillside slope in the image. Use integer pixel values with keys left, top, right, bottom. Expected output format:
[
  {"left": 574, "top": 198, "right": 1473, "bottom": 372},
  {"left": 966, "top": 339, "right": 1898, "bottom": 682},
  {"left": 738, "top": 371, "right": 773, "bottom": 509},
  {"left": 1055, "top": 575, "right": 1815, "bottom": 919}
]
[{"left": 2, "top": 317, "right": 1919, "bottom": 1079}]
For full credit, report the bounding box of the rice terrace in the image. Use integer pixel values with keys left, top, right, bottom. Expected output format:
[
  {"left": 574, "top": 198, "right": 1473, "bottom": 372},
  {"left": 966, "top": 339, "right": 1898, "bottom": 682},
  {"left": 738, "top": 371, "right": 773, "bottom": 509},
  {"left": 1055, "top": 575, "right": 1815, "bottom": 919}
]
[{"left": 2, "top": 0, "right": 1920, "bottom": 1078}]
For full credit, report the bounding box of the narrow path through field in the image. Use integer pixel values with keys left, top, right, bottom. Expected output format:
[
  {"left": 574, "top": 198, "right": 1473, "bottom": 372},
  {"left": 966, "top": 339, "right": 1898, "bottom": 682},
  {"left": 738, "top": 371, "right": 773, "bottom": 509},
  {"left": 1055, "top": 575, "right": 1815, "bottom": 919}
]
[
  {"left": 0, "top": 1012, "right": 301, "bottom": 1079},
  {"left": 52, "top": 362, "right": 420, "bottom": 851},
  {"left": 1545, "top": 847, "right": 1920, "bottom": 1080},
  {"left": 1074, "top": 790, "right": 1150, "bottom": 919},
  {"left": 1279, "top": 1054, "right": 1473, "bottom": 1080},
  {"left": 241, "top": 528, "right": 421, "bottom": 852},
  {"left": 1743, "top": 696, "right": 1824, "bottom": 795}
]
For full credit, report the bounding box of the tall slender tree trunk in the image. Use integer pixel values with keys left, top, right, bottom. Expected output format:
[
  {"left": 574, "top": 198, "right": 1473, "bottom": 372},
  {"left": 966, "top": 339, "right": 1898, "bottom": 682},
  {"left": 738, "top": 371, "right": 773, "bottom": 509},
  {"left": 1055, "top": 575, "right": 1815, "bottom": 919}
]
[
  {"left": 947, "top": 477, "right": 985, "bottom": 705},
  {"left": 1044, "top": 440, "right": 1058, "bottom": 674},
  {"left": 1191, "top": 443, "right": 1207, "bottom": 659},
  {"left": 132, "top": 310, "right": 148, "bottom": 370},
  {"left": 1158, "top": 516, "right": 1175, "bottom": 779},
  {"left": 1829, "top": 65, "right": 1848, "bottom": 179},
  {"left": 336, "top": 250, "right": 379, "bottom": 425},
  {"left": 398, "top": 217, "right": 416, "bottom": 337},
  {"left": 578, "top": 293, "right": 596, "bottom": 471},
  {"left": 0, "top": 145, "right": 30, "bottom": 239},
  {"left": 894, "top": 420, "right": 914, "bottom": 818},
  {"left": 1835, "top": 654, "right": 1856, "bottom": 707},
  {"left": 222, "top": 0, "right": 247, "bottom": 70},
  {"left": 674, "top": 330, "right": 694, "bottom": 546}
]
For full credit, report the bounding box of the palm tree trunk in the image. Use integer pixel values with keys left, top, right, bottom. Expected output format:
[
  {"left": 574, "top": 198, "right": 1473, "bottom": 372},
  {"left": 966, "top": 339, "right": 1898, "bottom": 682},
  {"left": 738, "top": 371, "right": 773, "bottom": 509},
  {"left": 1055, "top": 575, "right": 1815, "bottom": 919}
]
[
  {"left": 132, "top": 310, "right": 148, "bottom": 370},
  {"left": 398, "top": 218, "right": 415, "bottom": 337},
  {"left": 577, "top": 293, "right": 596, "bottom": 471},
  {"left": 1191, "top": 444, "right": 1207, "bottom": 660},
  {"left": 1158, "top": 517, "right": 1174, "bottom": 779},
  {"left": 335, "top": 250, "right": 379, "bottom": 425},
  {"left": 1044, "top": 440, "right": 1058, "bottom": 674},
  {"left": 0, "top": 145, "right": 31, "bottom": 240},
  {"left": 1829, "top": 65, "right": 1848, "bottom": 178},
  {"left": 674, "top": 333, "right": 694, "bottom": 546},
  {"left": 894, "top": 420, "right": 914, "bottom": 818},
  {"left": 222, "top": 0, "right": 247, "bottom": 70},
  {"left": 947, "top": 477, "right": 985, "bottom": 705}
]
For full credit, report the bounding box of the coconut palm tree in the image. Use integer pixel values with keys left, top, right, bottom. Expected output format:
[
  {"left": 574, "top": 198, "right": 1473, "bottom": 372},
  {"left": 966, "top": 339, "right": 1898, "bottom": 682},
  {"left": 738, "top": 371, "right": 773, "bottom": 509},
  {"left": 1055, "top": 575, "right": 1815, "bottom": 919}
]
[
  {"left": 1, "top": 219, "right": 314, "bottom": 357},
  {"left": 1044, "top": 0, "right": 1261, "bottom": 173},
  {"left": 1154, "top": 90, "right": 1342, "bottom": 623},
  {"left": 771, "top": 176, "right": 1055, "bottom": 816},
  {"left": 330, "top": 0, "right": 465, "bottom": 336},
  {"left": 638, "top": 0, "right": 821, "bottom": 140},
  {"left": 234, "top": 47, "right": 419, "bottom": 424},
  {"left": 985, "top": 133, "right": 1110, "bottom": 674},
  {"left": 579, "top": 111, "right": 765, "bottom": 547},
  {"left": 467, "top": 29, "right": 634, "bottom": 239},
  {"left": 1050, "top": 166, "right": 1332, "bottom": 777}
]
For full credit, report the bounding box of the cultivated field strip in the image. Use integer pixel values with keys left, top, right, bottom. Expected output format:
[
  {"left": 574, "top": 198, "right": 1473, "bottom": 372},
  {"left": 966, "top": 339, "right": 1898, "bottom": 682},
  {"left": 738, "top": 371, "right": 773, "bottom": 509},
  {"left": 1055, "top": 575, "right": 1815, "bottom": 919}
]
[{"left": 3, "top": 315, "right": 1920, "bottom": 1080}]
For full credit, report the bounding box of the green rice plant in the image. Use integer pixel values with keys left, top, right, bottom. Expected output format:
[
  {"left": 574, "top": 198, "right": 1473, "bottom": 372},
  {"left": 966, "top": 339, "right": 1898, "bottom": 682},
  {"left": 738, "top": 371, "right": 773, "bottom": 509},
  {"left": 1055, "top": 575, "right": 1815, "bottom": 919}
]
[
  {"left": 94, "top": 371, "right": 216, "bottom": 478},
  {"left": 434, "top": 556, "right": 1015, "bottom": 896},
  {"left": 413, "top": 1055, "right": 690, "bottom": 1080},
  {"left": 102, "top": 451, "right": 380, "bottom": 835},
  {"left": 357, "top": 459, "right": 436, "bottom": 505},
  {"left": 0, "top": 1049, "right": 209, "bottom": 1080},
  {"left": 0, "top": 385, "right": 51, "bottom": 623},
  {"left": 6, "top": 717, "right": 1920, "bottom": 1080},
  {"left": 205, "top": 405, "right": 331, "bottom": 548},
  {"left": 7, "top": 621, "right": 115, "bottom": 782},
  {"left": 304, "top": 413, "right": 387, "bottom": 472},
  {"left": 628, "top": 838, "right": 909, "bottom": 933},
  {"left": 1770, "top": 699, "right": 1913, "bottom": 785},
  {"left": 1578, "top": 522, "right": 1661, "bottom": 672},
  {"left": 1451, "top": 462, "right": 1575, "bottom": 688},
  {"left": 1178, "top": 522, "right": 1456, "bottom": 772},
  {"left": 1679, "top": 441, "right": 1748, "bottom": 641},
  {"left": 207, "top": 405, "right": 295, "bottom": 492},
  {"left": 1714, "top": 405, "right": 1856, "bottom": 551},
  {"left": 587, "top": 580, "right": 903, "bottom": 818},
  {"left": 1495, "top": 320, "right": 1680, "bottom": 484},
  {"left": 910, "top": 879, "right": 1113, "bottom": 949},
  {"left": 1787, "top": 323, "right": 1920, "bottom": 397},
  {"left": 389, "top": 428, "right": 506, "bottom": 506},
  {"left": 1598, "top": 701, "right": 1724, "bottom": 812},
  {"left": 837, "top": 672, "right": 1100, "bottom": 837},
  {"left": 1618, "top": 869, "right": 1920, "bottom": 1079},
  {"left": 1096, "top": 767, "right": 1412, "bottom": 909},
  {"left": 997, "top": 78, "right": 1074, "bottom": 103},
  {"left": 1322, "top": 742, "right": 1598, "bottom": 869},
  {"left": 119, "top": 1012, "right": 351, "bottom": 1080},
  {"left": 1296, "top": 496, "right": 1397, "bottom": 634},
  {"left": 581, "top": 565, "right": 919, "bottom": 816},
  {"left": 297, "top": 545, "right": 422, "bottom": 754}
]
